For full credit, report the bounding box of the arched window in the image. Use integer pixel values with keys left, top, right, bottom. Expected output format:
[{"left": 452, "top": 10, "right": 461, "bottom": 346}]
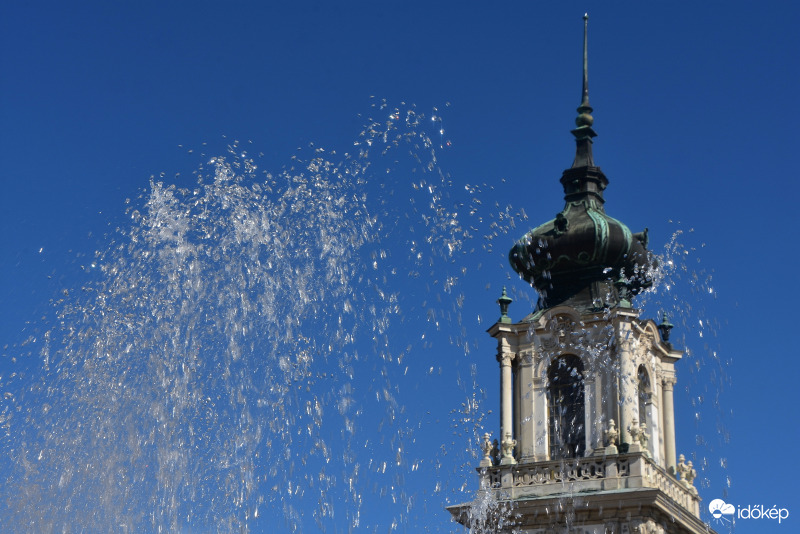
[{"left": 547, "top": 355, "right": 585, "bottom": 459}]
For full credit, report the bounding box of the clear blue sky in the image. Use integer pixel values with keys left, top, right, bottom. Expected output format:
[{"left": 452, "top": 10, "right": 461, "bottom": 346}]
[{"left": 1, "top": 2, "right": 797, "bottom": 533}]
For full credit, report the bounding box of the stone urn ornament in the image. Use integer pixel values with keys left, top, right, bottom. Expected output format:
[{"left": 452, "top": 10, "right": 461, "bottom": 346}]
[
  {"left": 500, "top": 431, "right": 517, "bottom": 465},
  {"left": 602, "top": 419, "right": 619, "bottom": 454}
]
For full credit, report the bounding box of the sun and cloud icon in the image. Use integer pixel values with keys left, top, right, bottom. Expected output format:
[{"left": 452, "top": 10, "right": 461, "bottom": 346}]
[{"left": 709, "top": 499, "right": 735, "bottom": 524}]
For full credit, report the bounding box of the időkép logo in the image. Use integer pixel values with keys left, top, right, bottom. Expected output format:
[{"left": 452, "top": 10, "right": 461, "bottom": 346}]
[{"left": 709, "top": 498, "right": 789, "bottom": 526}]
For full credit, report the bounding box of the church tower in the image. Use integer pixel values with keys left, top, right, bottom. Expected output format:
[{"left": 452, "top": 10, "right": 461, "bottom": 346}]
[{"left": 448, "top": 16, "right": 713, "bottom": 534}]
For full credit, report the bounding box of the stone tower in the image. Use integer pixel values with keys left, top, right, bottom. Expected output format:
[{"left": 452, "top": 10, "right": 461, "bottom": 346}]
[{"left": 448, "top": 16, "right": 713, "bottom": 534}]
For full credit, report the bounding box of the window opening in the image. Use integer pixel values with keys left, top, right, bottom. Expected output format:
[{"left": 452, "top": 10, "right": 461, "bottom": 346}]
[{"left": 548, "top": 355, "right": 585, "bottom": 459}]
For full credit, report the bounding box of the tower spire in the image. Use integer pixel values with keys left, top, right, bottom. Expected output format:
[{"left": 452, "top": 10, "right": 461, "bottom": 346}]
[
  {"left": 580, "top": 13, "right": 590, "bottom": 111},
  {"left": 571, "top": 13, "right": 597, "bottom": 168}
]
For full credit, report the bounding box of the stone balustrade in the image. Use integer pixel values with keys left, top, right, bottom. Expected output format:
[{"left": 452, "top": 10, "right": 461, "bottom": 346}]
[
  {"left": 478, "top": 452, "right": 700, "bottom": 517},
  {"left": 642, "top": 457, "right": 700, "bottom": 516}
]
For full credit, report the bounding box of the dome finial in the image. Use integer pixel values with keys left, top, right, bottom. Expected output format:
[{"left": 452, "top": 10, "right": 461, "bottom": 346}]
[{"left": 571, "top": 13, "right": 597, "bottom": 168}]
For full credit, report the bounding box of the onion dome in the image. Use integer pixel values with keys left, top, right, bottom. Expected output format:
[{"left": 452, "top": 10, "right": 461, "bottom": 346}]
[{"left": 509, "top": 15, "right": 654, "bottom": 310}]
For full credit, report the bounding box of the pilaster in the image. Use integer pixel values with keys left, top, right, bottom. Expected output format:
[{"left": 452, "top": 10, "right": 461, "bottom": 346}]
[
  {"left": 615, "top": 321, "right": 637, "bottom": 447},
  {"left": 517, "top": 351, "right": 535, "bottom": 461}
]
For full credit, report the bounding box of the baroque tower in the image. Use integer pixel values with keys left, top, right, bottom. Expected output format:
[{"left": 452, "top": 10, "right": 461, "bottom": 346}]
[{"left": 448, "top": 16, "right": 713, "bottom": 534}]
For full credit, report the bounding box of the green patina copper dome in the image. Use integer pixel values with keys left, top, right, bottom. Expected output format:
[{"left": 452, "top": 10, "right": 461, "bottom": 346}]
[
  {"left": 508, "top": 176, "right": 652, "bottom": 308},
  {"left": 509, "top": 15, "right": 654, "bottom": 310}
]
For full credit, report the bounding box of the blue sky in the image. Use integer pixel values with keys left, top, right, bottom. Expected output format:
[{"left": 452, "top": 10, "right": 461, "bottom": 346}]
[{"left": 1, "top": 2, "right": 797, "bottom": 533}]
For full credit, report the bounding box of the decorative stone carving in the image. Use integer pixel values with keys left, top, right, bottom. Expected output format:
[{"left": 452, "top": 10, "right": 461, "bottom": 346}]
[
  {"left": 645, "top": 519, "right": 660, "bottom": 534},
  {"left": 627, "top": 419, "right": 649, "bottom": 456},
  {"left": 638, "top": 422, "right": 649, "bottom": 451},
  {"left": 554, "top": 314, "right": 573, "bottom": 343},
  {"left": 498, "top": 352, "right": 513, "bottom": 367},
  {"left": 479, "top": 433, "right": 493, "bottom": 467},
  {"left": 627, "top": 418, "right": 651, "bottom": 455},
  {"left": 605, "top": 419, "right": 619, "bottom": 447},
  {"left": 628, "top": 419, "right": 642, "bottom": 445},
  {"left": 628, "top": 418, "right": 641, "bottom": 444},
  {"left": 631, "top": 518, "right": 659, "bottom": 534},
  {"left": 676, "top": 454, "right": 688, "bottom": 481},
  {"left": 640, "top": 333, "right": 654, "bottom": 354},
  {"left": 676, "top": 453, "right": 698, "bottom": 495},
  {"left": 500, "top": 431, "right": 517, "bottom": 465},
  {"left": 684, "top": 462, "right": 697, "bottom": 489}
]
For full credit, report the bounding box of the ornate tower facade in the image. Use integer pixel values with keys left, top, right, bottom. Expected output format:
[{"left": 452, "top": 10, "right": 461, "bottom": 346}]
[{"left": 449, "top": 16, "right": 712, "bottom": 534}]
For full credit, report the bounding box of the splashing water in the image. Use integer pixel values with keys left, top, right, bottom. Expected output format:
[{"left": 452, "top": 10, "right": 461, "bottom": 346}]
[
  {"left": 0, "top": 101, "right": 493, "bottom": 533},
  {"left": 461, "top": 475, "right": 520, "bottom": 534},
  {"left": 637, "top": 226, "right": 730, "bottom": 497}
]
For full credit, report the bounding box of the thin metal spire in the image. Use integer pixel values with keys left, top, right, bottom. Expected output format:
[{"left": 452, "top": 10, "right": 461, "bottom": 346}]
[
  {"left": 579, "top": 13, "right": 590, "bottom": 112},
  {"left": 571, "top": 13, "right": 597, "bottom": 168}
]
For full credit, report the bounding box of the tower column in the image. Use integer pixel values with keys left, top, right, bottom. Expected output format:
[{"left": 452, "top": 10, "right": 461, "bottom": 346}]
[
  {"left": 661, "top": 375, "right": 677, "bottom": 471},
  {"left": 499, "top": 346, "right": 516, "bottom": 464}
]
